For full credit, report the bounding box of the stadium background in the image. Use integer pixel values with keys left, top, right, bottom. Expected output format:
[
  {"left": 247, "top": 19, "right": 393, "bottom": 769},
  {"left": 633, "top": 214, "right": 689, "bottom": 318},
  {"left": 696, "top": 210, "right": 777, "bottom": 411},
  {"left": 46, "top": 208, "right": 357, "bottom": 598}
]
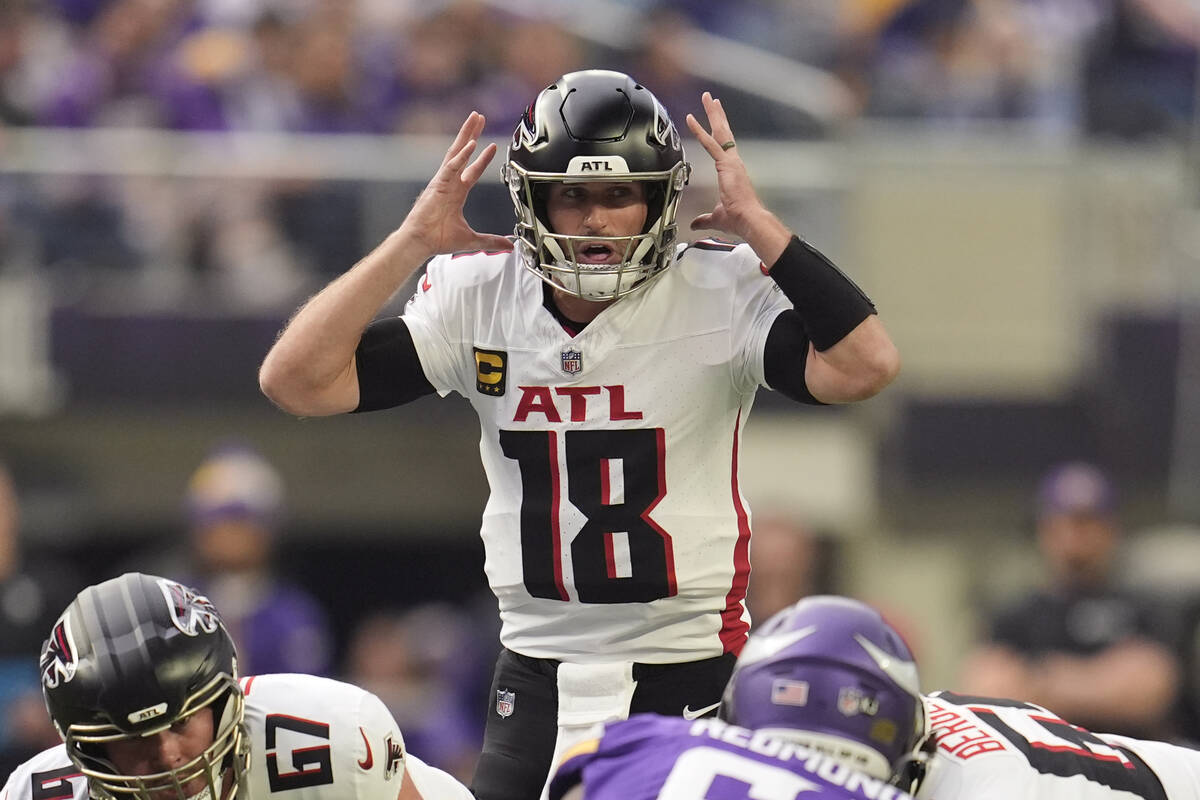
[{"left": 0, "top": 0, "right": 1198, "bottom": 763}]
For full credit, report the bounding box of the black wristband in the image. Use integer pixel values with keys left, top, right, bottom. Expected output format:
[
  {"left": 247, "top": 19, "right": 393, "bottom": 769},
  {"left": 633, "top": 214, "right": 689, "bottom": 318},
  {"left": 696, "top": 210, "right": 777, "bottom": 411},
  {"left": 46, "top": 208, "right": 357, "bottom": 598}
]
[{"left": 766, "top": 235, "right": 876, "bottom": 351}]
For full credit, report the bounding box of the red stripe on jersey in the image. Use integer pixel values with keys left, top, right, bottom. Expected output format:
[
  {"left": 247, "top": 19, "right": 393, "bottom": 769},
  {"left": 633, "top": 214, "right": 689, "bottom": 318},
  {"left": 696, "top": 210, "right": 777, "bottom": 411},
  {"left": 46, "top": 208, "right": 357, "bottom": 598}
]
[
  {"left": 600, "top": 458, "right": 611, "bottom": 504},
  {"left": 604, "top": 532, "right": 618, "bottom": 579},
  {"left": 1030, "top": 744, "right": 1129, "bottom": 763},
  {"left": 639, "top": 427, "right": 676, "bottom": 596},
  {"left": 241, "top": 676, "right": 256, "bottom": 695},
  {"left": 548, "top": 431, "right": 569, "bottom": 601},
  {"left": 720, "top": 408, "right": 752, "bottom": 655}
]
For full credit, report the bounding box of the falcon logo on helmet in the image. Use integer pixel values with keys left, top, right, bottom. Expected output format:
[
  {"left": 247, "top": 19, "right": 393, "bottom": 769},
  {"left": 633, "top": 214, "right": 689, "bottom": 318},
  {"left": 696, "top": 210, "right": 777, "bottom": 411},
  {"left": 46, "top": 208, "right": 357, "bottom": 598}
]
[
  {"left": 513, "top": 103, "right": 540, "bottom": 150},
  {"left": 384, "top": 733, "right": 405, "bottom": 780},
  {"left": 40, "top": 615, "right": 78, "bottom": 688},
  {"left": 159, "top": 578, "right": 221, "bottom": 636}
]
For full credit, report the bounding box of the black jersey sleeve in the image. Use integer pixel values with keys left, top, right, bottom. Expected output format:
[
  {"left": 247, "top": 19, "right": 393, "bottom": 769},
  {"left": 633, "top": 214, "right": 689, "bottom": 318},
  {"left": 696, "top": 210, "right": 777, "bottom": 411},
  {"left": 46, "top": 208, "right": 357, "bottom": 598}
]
[
  {"left": 353, "top": 317, "right": 436, "bottom": 412},
  {"left": 763, "top": 310, "right": 824, "bottom": 405}
]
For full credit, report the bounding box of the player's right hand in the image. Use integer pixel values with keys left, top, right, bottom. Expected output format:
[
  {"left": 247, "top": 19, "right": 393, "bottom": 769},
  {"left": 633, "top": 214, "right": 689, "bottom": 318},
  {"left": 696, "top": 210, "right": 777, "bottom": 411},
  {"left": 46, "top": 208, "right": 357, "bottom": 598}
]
[{"left": 400, "top": 112, "right": 513, "bottom": 259}]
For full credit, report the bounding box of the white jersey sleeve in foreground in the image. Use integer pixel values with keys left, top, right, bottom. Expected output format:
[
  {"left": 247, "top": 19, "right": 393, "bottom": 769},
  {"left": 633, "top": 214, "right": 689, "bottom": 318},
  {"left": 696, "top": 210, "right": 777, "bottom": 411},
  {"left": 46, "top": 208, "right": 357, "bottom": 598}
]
[
  {"left": 239, "top": 673, "right": 406, "bottom": 800},
  {"left": 1, "top": 745, "right": 85, "bottom": 800},
  {"left": 403, "top": 755, "right": 474, "bottom": 800},
  {"left": 0, "top": 676, "right": 473, "bottom": 800},
  {"left": 918, "top": 692, "right": 1186, "bottom": 800}
]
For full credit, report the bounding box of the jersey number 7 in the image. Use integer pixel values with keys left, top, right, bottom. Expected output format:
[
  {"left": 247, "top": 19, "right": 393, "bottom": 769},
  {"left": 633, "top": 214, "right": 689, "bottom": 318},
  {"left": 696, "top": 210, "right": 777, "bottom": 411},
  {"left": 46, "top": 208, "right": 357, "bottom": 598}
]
[{"left": 501, "top": 428, "right": 677, "bottom": 604}]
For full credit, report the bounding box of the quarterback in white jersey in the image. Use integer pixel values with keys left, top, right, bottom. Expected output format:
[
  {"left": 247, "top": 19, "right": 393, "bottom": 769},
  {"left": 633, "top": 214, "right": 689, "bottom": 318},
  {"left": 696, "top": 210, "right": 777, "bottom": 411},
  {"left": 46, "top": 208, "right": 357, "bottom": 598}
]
[
  {"left": 6, "top": 573, "right": 471, "bottom": 800},
  {"left": 403, "top": 236, "right": 785, "bottom": 662},
  {"left": 723, "top": 596, "right": 1200, "bottom": 800},
  {"left": 260, "top": 69, "right": 899, "bottom": 800}
]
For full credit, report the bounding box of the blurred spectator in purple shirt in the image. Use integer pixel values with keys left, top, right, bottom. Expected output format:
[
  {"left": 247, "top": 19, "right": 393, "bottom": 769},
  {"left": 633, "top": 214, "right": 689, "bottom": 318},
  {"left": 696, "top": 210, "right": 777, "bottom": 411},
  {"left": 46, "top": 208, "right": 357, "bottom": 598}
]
[
  {"left": 40, "top": 0, "right": 192, "bottom": 128},
  {"left": 162, "top": 442, "right": 334, "bottom": 676},
  {"left": 474, "top": 16, "right": 587, "bottom": 137},
  {"left": 365, "top": 3, "right": 488, "bottom": 135},
  {"left": 0, "top": 5, "right": 34, "bottom": 126}
]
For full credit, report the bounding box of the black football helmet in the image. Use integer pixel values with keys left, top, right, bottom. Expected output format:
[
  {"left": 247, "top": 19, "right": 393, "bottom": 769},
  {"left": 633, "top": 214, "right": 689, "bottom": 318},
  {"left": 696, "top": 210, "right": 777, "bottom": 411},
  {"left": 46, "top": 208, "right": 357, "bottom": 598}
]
[
  {"left": 41, "top": 573, "right": 246, "bottom": 800},
  {"left": 502, "top": 69, "right": 691, "bottom": 300}
]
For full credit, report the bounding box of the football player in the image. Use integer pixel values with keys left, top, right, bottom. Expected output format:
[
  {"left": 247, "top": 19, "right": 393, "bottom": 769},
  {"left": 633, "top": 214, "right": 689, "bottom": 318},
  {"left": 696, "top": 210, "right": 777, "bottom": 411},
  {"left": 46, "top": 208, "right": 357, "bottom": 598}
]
[
  {"left": 0, "top": 572, "right": 472, "bottom": 800},
  {"left": 723, "top": 595, "right": 1200, "bottom": 799},
  {"left": 545, "top": 712, "right": 916, "bottom": 800},
  {"left": 259, "top": 69, "right": 900, "bottom": 800}
]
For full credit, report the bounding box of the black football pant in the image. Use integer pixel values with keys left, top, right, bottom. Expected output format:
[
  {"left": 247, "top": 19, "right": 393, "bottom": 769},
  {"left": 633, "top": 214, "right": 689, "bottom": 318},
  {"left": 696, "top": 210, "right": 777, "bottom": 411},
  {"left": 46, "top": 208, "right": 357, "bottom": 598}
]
[{"left": 470, "top": 648, "right": 736, "bottom": 800}]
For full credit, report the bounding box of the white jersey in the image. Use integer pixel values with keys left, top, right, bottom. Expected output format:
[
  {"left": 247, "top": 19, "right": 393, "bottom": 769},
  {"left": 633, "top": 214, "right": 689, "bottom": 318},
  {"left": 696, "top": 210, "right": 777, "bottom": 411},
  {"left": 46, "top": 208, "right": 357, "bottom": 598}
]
[
  {"left": 402, "top": 241, "right": 791, "bottom": 663},
  {"left": 0, "top": 674, "right": 471, "bottom": 800},
  {"left": 917, "top": 691, "right": 1200, "bottom": 800}
]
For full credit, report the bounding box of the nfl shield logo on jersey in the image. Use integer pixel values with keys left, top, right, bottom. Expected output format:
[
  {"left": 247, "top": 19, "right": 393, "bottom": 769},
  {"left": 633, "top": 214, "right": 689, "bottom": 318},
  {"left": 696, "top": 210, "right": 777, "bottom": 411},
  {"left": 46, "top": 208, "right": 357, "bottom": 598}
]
[
  {"left": 561, "top": 350, "right": 582, "bottom": 375},
  {"left": 496, "top": 689, "right": 516, "bottom": 718}
]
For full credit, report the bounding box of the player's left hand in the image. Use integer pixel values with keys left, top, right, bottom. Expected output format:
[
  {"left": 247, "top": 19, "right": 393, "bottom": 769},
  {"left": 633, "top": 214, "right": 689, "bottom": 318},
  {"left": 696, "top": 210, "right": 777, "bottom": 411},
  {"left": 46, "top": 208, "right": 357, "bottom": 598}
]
[{"left": 685, "top": 93, "right": 770, "bottom": 241}]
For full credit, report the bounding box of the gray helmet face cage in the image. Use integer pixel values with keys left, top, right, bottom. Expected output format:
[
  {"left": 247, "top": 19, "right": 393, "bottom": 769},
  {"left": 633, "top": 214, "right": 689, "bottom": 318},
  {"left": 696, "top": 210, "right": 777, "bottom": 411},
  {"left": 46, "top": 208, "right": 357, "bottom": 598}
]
[
  {"left": 503, "top": 160, "right": 691, "bottom": 301},
  {"left": 64, "top": 675, "right": 247, "bottom": 800}
]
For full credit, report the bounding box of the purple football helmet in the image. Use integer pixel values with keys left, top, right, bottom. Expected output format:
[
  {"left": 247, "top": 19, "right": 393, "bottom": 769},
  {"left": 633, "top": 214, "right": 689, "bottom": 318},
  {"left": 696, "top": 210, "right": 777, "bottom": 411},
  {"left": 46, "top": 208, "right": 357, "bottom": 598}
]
[{"left": 721, "top": 595, "right": 927, "bottom": 783}]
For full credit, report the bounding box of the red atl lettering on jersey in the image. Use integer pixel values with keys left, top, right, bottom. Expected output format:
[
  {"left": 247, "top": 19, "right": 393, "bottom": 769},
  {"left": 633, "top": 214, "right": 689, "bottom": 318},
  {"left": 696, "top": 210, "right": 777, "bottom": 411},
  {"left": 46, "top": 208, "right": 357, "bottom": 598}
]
[
  {"left": 556, "top": 386, "right": 602, "bottom": 421},
  {"left": 927, "top": 701, "right": 1005, "bottom": 760},
  {"left": 513, "top": 385, "right": 645, "bottom": 423},
  {"left": 515, "top": 387, "right": 561, "bottom": 422}
]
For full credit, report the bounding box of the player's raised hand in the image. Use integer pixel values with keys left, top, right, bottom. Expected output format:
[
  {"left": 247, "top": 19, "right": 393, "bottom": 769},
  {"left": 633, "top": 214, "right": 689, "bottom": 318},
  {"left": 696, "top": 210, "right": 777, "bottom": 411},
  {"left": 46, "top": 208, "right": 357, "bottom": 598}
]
[
  {"left": 684, "top": 93, "right": 771, "bottom": 241},
  {"left": 401, "top": 112, "right": 513, "bottom": 258}
]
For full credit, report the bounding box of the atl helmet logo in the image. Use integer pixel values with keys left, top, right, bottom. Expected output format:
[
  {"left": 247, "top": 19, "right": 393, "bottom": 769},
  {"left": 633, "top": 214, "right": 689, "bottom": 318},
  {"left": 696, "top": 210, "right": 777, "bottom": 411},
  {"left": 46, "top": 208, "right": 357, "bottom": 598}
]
[
  {"left": 159, "top": 579, "right": 220, "bottom": 636},
  {"left": 41, "top": 614, "right": 78, "bottom": 688}
]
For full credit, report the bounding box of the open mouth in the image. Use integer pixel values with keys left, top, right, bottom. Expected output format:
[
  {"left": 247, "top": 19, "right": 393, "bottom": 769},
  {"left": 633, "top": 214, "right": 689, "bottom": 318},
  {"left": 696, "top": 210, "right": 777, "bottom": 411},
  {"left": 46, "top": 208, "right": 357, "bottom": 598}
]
[{"left": 576, "top": 241, "right": 618, "bottom": 264}]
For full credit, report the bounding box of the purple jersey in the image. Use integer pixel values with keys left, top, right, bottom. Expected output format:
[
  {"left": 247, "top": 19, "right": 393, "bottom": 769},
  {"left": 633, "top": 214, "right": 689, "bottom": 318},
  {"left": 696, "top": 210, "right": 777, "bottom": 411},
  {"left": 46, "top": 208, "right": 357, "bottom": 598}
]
[{"left": 548, "top": 714, "right": 915, "bottom": 800}]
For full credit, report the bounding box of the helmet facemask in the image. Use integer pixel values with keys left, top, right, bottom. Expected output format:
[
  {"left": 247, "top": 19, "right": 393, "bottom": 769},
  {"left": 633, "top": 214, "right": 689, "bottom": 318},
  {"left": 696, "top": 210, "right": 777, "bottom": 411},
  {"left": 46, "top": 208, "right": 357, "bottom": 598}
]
[
  {"left": 504, "top": 160, "right": 690, "bottom": 301},
  {"left": 63, "top": 675, "right": 247, "bottom": 800}
]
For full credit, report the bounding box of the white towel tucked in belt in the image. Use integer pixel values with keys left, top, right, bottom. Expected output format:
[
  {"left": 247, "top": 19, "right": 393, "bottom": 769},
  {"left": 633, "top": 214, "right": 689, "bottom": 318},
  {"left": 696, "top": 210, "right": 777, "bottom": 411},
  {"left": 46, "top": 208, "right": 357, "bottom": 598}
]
[{"left": 538, "top": 662, "right": 637, "bottom": 800}]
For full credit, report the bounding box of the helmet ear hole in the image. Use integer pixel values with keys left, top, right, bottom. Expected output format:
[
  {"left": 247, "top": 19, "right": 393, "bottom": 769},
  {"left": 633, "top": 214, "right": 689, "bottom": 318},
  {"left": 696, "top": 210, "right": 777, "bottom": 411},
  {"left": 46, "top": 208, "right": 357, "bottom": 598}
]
[
  {"left": 531, "top": 183, "right": 550, "bottom": 230},
  {"left": 642, "top": 182, "right": 667, "bottom": 235}
]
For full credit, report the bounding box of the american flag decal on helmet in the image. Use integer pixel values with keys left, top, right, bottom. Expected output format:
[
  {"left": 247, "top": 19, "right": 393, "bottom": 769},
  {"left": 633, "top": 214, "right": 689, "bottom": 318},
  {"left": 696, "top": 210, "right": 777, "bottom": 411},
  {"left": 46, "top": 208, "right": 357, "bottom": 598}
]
[
  {"left": 159, "top": 579, "right": 220, "bottom": 636},
  {"left": 771, "top": 679, "right": 810, "bottom": 707},
  {"left": 40, "top": 615, "right": 78, "bottom": 688}
]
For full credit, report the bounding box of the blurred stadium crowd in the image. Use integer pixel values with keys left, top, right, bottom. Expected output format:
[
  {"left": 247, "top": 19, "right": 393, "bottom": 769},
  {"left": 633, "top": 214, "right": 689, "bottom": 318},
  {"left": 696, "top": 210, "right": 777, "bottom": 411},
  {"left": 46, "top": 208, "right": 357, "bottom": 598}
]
[
  {"left": 0, "top": 0, "right": 1190, "bottom": 309},
  {"left": 0, "top": 0, "right": 1196, "bottom": 302},
  {"left": 0, "top": 0, "right": 1195, "bottom": 138}
]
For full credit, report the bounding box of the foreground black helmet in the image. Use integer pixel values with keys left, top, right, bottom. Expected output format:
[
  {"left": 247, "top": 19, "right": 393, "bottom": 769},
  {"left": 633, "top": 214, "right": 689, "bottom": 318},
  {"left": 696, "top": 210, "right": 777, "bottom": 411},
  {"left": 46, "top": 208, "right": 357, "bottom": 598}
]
[
  {"left": 502, "top": 69, "right": 691, "bottom": 300},
  {"left": 41, "top": 573, "right": 246, "bottom": 800}
]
